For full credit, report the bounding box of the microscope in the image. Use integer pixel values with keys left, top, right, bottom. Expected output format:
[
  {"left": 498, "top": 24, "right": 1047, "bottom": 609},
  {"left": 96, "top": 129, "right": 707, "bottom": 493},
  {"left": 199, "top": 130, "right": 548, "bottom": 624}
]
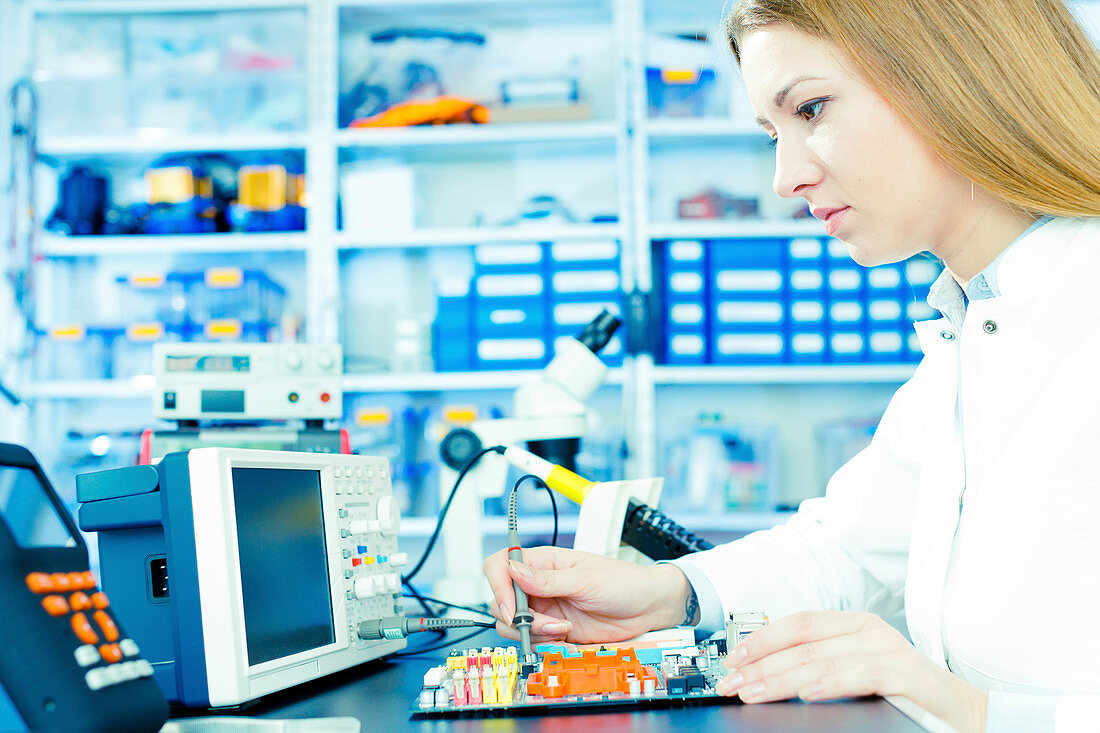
[{"left": 433, "top": 311, "right": 620, "bottom": 605}]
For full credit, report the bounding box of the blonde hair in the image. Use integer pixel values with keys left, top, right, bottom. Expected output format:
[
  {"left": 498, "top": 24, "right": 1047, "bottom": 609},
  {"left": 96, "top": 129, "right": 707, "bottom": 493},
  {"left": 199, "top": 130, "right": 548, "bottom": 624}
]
[{"left": 727, "top": 0, "right": 1100, "bottom": 217}]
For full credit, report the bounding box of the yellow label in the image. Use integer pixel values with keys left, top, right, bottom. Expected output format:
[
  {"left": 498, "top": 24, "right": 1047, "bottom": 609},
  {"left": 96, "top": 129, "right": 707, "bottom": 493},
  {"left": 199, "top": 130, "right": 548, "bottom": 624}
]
[
  {"left": 238, "top": 165, "right": 288, "bottom": 212},
  {"left": 661, "top": 69, "right": 699, "bottom": 84},
  {"left": 126, "top": 322, "right": 164, "bottom": 341},
  {"left": 49, "top": 325, "right": 86, "bottom": 341},
  {"left": 355, "top": 408, "right": 393, "bottom": 427},
  {"left": 204, "top": 319, "right": 242, "bottom": 339},
  {"left": 146, "top": 167, "right": 195, "bottom": 205},
  {"left": 129, "top": 273, "right": 165, "bottom": 289},
  {"left": 442, "top": 405, "right": 478, "bottom": 424},
  {"left": 205, "top": 267, "right": 244, "bottom": 289}
]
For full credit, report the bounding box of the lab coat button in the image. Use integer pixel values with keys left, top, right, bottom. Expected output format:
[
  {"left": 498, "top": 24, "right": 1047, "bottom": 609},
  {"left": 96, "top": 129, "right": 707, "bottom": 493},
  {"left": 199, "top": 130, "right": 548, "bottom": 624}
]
[
  {"left": 983, "top": 320, "right": 997, "bottom": 334},
  {"left": 940, "top": 330, "right": 956, "bottom": 341}
]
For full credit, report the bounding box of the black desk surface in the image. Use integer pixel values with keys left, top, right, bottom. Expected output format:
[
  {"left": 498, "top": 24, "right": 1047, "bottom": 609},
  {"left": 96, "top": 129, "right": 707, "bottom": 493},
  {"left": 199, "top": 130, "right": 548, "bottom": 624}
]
[{"left": 224, "top": 652, "right": 927, "bottom": 732}]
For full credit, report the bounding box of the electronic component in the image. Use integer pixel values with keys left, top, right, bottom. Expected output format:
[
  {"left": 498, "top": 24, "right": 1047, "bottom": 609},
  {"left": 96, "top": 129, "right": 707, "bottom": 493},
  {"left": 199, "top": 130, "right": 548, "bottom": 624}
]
[
  {"left": 726, "top": 611, "right": 769, "bottom": 649},
  {"left": 0, "top": 442, "right": 168, "bottom": 732},
  {"left": 152, "top": 342, "right": 342, "bottom": 421},
  {"left": 76, "top": 448, "right": 407, "bottom": 708},
  {"left": 411, "top": 611, "right": 768, "bottom": 717}
]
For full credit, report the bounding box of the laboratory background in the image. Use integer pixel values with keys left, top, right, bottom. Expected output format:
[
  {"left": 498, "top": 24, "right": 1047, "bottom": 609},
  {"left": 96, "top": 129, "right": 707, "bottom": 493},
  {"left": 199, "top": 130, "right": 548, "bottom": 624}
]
[{"left": 1, "top": 0, "right": 1098, "bottom": 580}]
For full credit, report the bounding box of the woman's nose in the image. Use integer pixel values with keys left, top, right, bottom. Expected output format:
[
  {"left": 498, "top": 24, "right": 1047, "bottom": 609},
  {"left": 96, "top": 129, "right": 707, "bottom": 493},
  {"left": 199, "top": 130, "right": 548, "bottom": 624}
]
[{"left": 772, "top": 138, "right": 822, "bottom": 199}]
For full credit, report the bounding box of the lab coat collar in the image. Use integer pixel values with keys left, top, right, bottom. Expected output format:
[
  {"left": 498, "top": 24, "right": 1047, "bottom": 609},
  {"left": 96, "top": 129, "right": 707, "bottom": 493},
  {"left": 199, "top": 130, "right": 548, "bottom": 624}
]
[{"left": 995, "top": 217, "right": 1090, "bottom": 299}]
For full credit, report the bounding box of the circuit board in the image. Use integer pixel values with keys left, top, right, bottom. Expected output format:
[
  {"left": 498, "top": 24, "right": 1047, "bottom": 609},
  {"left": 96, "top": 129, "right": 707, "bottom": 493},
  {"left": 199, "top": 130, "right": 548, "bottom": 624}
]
[{"left": 410, "top": 614, "right": 768, "bottom": 718}]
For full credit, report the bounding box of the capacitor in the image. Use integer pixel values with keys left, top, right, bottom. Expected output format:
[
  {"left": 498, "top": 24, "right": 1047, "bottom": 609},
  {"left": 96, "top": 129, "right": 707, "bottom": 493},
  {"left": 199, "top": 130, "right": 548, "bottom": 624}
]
[
  {"left": 643, "top": 678, "right": 656, "bottom": 695},
  {"left": 419, "top": 688, "right": 436, "bottom": 708},
  {"left": 627, "top": 674, "right": 641, "bottom": 696},
  {"left": 434, "top": 686, "right": 451, "bottom": 707}
]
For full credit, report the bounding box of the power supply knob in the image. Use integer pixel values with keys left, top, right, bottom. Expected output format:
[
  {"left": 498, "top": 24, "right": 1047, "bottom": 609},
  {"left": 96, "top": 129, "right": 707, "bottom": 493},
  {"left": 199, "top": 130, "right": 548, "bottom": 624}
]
[
  {"left": 317, "top": 350, "right": 336, "bottom": 370},
  {"left": 376, "top": 496, "right": 400, "bottom": 535},
  {"left": 285, "top": 352, "right": 303, "bottom": 369},
  {"left": 352, "top": 577, "right": 374, "bottom": 600}
]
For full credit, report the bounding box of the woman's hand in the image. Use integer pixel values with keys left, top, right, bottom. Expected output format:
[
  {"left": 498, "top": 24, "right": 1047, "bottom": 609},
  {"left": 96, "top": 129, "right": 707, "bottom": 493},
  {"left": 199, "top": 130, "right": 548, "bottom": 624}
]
[
  {"left": 483, "top": 545, "right": 693, "bottom": 644},
  {"left": 717, "top": 611, "right": 989, "bottom": 733}
]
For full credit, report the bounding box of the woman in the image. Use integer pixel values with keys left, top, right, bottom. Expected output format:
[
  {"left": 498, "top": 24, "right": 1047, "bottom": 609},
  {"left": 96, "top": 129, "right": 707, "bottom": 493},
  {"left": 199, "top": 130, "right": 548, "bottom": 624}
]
[{"left": 483, "top": 0, "right": 1100, "bottom": 730}]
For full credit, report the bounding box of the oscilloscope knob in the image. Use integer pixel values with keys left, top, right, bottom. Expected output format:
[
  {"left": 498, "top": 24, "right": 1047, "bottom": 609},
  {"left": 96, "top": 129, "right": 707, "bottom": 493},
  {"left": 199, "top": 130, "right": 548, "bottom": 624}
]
[
  {"left": 376, "top": 496, "right": 400, "bottom": 535},
  {"left": 352, "top": 577, "right": 375, "bottom": 600}
]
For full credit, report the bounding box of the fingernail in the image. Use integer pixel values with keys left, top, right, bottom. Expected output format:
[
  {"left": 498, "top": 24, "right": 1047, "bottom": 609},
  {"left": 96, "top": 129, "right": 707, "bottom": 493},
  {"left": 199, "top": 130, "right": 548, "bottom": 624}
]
[
  {"left": 740, "top": 682, "right": 766, "bottom": 699},
  {"left": 508, "top": 560, "right": 533, "bottom": 579},
  {"left": 497, "top": 599, "right": 508, "bottom": 617},
  {"left": 727, "top": 645, "right": 748, "bottom": 666},
  {"left": 715, "top": 673, "right": 743, "bottom": 695},
  {"left": 540, "top": 620, "right": 571, "bottom": 635},
  {"left": 800, "top": 682, "right": 823, "bottom": 700}
]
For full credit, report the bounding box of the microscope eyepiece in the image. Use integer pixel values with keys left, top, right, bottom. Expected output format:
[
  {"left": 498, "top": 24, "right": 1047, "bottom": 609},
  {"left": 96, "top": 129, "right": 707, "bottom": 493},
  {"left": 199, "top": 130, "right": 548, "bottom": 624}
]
[{"left": 576, "top": 309, "right": 621, "bottom": 353}]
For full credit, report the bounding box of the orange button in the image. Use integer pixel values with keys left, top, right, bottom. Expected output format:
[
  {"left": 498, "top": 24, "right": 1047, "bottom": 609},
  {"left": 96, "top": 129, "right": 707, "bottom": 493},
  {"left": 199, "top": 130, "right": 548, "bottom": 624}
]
[
  {"left": 98, "top": 643, "right": 123, "bottom": 664},
  {"left": 42, "top": 595, "right": 70, "bottom": 616},
  {"left": 71, "top": 613, "right": 99, "bottom": 645},
  {"left": 91, "top": 592, "right": 109, "bottom": 610},
  {"left": 81, "top": 571, "right": 97, "bottom": 590},
  {"left": 66, "top": 572, "right": 86, "bottom": 589},
  {"left": 93, "top": 611, "right": 119, "bottom": 642},
  {"left": 70, "top": 592, "right": 92, "bottom": 611},
  {"left": 25, "top": 573, "right": 54, "bottom": 594},
  {"left": 50, "top": 573, "right": 72, "bottom": 592}
]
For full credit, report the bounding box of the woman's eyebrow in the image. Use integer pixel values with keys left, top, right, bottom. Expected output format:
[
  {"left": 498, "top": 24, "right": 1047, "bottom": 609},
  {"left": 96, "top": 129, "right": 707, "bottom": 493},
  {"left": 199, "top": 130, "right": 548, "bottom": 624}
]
[{"left": 754, "top": 75, "right": 827, "bottom": 126}]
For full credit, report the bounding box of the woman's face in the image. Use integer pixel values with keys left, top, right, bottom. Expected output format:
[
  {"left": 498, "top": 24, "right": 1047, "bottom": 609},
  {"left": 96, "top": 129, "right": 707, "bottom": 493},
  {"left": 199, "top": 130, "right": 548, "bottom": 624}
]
[{"left": 740, "top": 26, "right": 973, "bottom": 266}]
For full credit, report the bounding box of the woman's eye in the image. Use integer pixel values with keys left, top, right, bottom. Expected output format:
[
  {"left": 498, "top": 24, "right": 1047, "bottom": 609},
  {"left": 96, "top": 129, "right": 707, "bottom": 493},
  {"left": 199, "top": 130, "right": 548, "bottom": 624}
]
[{"left": 796, "top": 98, "right": 828, "bottom": 122}]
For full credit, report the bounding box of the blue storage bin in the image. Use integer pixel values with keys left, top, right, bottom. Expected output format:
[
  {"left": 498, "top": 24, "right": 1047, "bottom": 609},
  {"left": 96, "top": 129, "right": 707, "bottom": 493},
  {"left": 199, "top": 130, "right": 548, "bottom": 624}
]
[
  {"left": 473, "top": 243, "right": 546, "bottom": 275},
  {"left": 788, "top": 237, "right": 825, "bottom": 265},
  {"left": 475, "top": 271, "right": 545, "bottom": 299},
  {"left": 667, "top": 301, "right": 706, "bottom": 329},
  {"left": 474, "top": 336, "right": 548, "bottom": 371},
  {"left": 866, "top": 264, "right": 904, "bottom": 292},
  {"left": 434, "top": 333, "right": 475, "bottom": 372},
  {"left": 549, "top": 240, "right": 619, "bottom": 270},
  {"left": 708, "top": 237, "right": 786, "bottom": 267},
  {"left": 711, "top": 299, "right": 786, "bottom": 331},
  {"left": 710, "top": 331, "right": 786, "bottom": 364},
  {"left": 435, "top": 295, "right": 474, "bottom": 336},
  {"left": 475, "top": 296, "right": 547, "bottom": 338},
  {"left": 550, "top": 269, "right": 621, "bottom": 301},
  {"left": 664, "top": 331, "right": 707, "bottom": 365},
  {"left": 712, "top": 267, "right": 786, "bottom": 298},
  {"left": 828, "top": 300, "right": 865, "bottom": 328},
  {"left": 867, "top": 329, "right": 906, "bottom": 362},
  {"left": 551, "top": 299, "right": 622, "bottom": 334},
  {"left": 866, "top": 297, "right": 905, "bottom": 328},
  {"left": 788, "top": 329, "right": 827, "bottom": 363},
  {"left": 828, "top": 330, "right": 866, "bottom": 363}
]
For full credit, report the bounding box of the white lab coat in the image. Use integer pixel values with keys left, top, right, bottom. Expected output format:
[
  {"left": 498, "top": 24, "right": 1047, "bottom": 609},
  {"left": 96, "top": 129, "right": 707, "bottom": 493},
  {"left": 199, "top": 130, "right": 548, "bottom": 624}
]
[{"left": 674, "top": 217, "right": 1100, "bottom": 730}]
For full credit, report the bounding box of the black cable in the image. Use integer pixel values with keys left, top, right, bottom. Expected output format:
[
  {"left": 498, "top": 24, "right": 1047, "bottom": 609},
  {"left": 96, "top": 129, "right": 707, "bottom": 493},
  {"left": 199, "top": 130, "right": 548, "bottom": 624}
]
[
  {"left": 402, "top": 579, "right": 440, "bottom": 618},
  {"left": 402, "top": 445, "right": 504, "bottom": 585},
  {"left": 391, "top": 626, "right": 495, "bottom": 659},
  {"left": 402, "top": 585, "right": 495, "bottom": 620},
  {"left": 510, "top": 473, "right": 558, "bottom": 547}
]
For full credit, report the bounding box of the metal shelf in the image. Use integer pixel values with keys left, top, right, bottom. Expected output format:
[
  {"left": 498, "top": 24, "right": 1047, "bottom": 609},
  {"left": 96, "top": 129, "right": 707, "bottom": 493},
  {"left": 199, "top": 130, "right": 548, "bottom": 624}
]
[
  {"left": 653, "top": 364, "right": 917, "bottom": 385},
  {"left": 343, "top": 368, "right": 624, "bottom": 393},
  {"left": 337, "top": 223, "right": 623, "bottom": 250},
  {"left": 29, "top": 0, "right": 308, "bottom": 14},
  {"left": 21, "top": 370, "right": 625, "bottom": 400},
  {"left": 20, "top": 378, "right": 155, "bottom": 400},
  {"left": 648, "top": 219, "right": 826, "bottom": 240},
  {"left": 644, "top": 118, "right": 767, "bottom": 143},
  {"left": 38, "top": 132, "right": 308, "bottom": 157},
  {"left": 39, "top": 232, "right": 310, "bottom": 258},
  {"left": 336, "top": 121, "right": 619, "bottom": 150}
]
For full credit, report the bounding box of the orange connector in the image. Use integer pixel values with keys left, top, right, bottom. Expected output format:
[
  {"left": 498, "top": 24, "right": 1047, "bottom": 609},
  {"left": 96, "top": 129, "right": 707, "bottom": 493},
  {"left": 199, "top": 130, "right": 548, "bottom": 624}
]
[{"left": 526, "top": 649, "right": 658, "bottom": 699}]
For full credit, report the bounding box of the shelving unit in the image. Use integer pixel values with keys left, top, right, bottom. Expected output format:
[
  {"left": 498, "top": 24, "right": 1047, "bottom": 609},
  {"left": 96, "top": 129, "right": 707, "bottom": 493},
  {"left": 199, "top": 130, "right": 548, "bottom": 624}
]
[{"left": 2, "top": 0, "right": 923, "bottom": 515}]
